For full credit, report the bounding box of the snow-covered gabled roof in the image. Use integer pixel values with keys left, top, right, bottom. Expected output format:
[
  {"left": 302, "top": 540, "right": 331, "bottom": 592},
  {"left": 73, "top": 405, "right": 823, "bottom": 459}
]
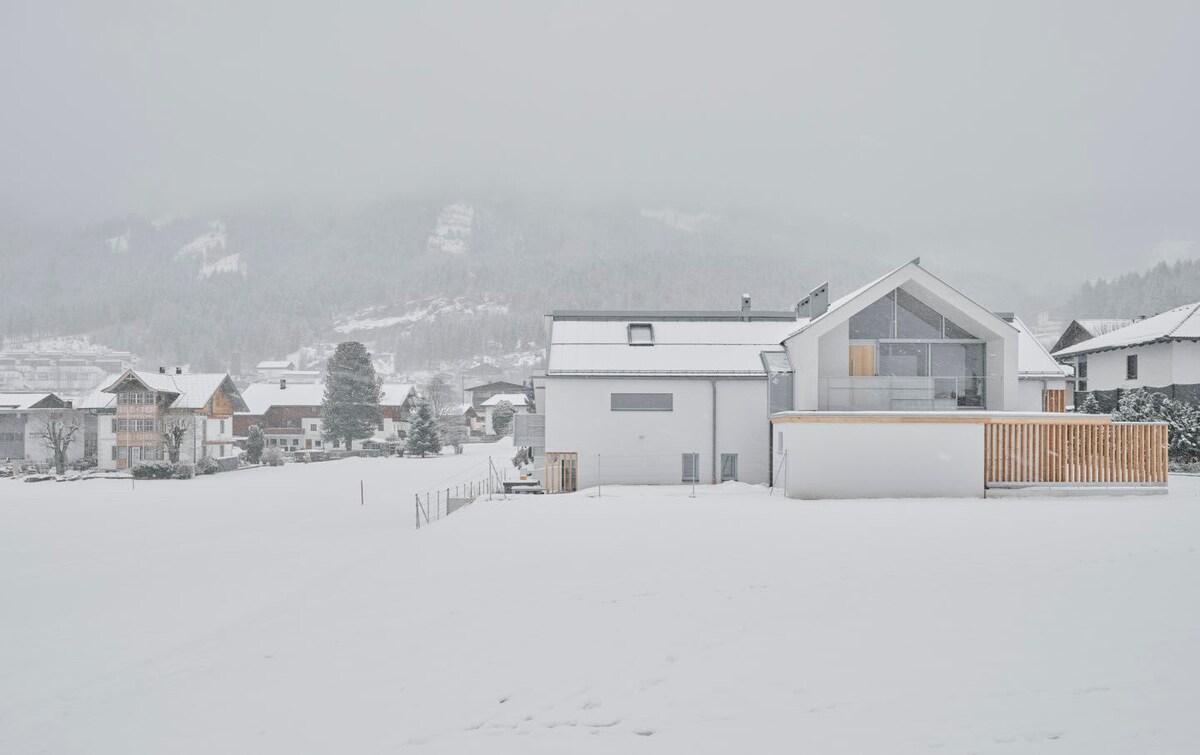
[
  {"left": 1054, "top": 303, "right": 1200, "bottom": 358},
  {"left": 256, "top": 360, "right": 295, "bottom": 370},
  {"left": 1075, "top": 319, "right": 1135, "bottom": 337},
  {"left": 380, "top": 383, "right": 416, "bottom": 406},
  {"left": 0, "top": 392, "right": 64, "bottom": 410},
  {"left": 481, "top": 393, "right": 530, "bottom": 407},
  {"left": 783, "top": 260, "right": 1016, "bottom": 343},
  {"left": 102, "top": 369, "right": 248, "bottom": 412},
  {"left": 1009, "top": 316, "right": 1071, "bottom": 377},
  {"left": 547, "top": 318, "right": 803, "bottom": 376},
  {"left": 76, "top": 375, "right": 121, "bottom": 410},
  {"left": 240, "top": 382, "right": 326, "bottom": 415}
]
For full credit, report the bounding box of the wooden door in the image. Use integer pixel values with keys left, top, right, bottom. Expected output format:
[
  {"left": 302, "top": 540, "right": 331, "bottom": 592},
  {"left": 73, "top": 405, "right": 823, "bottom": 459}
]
[{"left": 849, "top": 345, "right": 876, "bottom": 377}]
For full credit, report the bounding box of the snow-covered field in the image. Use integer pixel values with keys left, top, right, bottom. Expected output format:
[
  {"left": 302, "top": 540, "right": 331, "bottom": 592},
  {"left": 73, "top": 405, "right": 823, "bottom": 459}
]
[{"left": 2, "top": 452, "right": 1198, "bottom": 754}]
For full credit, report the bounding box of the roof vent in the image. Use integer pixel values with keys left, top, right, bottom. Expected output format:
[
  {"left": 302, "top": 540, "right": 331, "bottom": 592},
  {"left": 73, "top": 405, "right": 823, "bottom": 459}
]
[
  {"left": 175, "top": 366, "right": 183, "bottom": 375},
  {"left": 741, "top": 293, "right": 751, "bottom": 312},
  {"left": 808, "top": 282, "right": 830, "bottom": 318},
  {"left": 159, "top": 366, "right": 166, "bottom": 374},
  {"left": 280, "top": 378, "right": 287, "bottom": 390}
]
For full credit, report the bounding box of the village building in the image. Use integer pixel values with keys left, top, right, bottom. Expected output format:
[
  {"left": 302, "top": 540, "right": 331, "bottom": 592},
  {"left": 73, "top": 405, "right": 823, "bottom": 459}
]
[
  {"left": 464, "top": 380, "right": 529, "bottom": 409},
  {"left": 480, "top": 393, "right": 533, "bottom": 435},
  {"left": 1052, "top": 303, "right": 1200, "bottom": 407},
  {"left": 236, "top": 380, "right": 418, "bottom": 452},
  {"left": 97, "top": 368, "right": 248, "bottom": 469},
  {"left": 1049, "top": 319, "right": 1135, "bottom": 356},
  {"left": 0, "top": 392, "right": 91, "bottom": 465}
]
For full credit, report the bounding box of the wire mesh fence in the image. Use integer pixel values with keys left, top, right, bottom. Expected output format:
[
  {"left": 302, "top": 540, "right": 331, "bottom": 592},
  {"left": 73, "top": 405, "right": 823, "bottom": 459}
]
[{"left": 414, "top": 457, "right": 511, "bottom": 529}]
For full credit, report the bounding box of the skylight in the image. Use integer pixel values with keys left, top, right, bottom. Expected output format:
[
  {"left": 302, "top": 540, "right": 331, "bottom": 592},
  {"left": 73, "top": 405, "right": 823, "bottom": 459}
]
[{"left": 627, "top": 323, "right": 654, "bottom": 345}]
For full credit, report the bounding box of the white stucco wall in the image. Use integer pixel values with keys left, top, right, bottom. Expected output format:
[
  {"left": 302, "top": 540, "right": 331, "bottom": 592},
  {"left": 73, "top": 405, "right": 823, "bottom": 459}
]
[
  {"left": 1016, "top": 377, "right": 1066, "bottom": 412},
  {"left": 97, "top": 413, "right": 116, "bottom": 469},
  {"left": 543, "top": 376, "right": 770, "bottom": 488},
  {"left": 1084, "top": 342, "right": 1174, "bottom": 392},
  {"left": 774, "top": 419, "right": 985, "bottom": 499}
]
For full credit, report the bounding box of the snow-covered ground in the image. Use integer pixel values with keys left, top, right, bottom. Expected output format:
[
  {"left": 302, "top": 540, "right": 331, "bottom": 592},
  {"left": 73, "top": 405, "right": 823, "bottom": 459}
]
[{"left": 2, "top": 455, "right": 1198, "bottom": 754}]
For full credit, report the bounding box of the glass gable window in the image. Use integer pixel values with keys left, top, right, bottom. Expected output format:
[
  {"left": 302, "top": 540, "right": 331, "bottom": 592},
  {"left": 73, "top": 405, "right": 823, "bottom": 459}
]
[
  {"left": 895, "top": 289, "right": 943, "bottom": 339},
  {"left": 848, "top": 291, "right": 895, "bottom": 339},
  {"left": 879, "top": 343, "right": 929, "bottom": 376}
]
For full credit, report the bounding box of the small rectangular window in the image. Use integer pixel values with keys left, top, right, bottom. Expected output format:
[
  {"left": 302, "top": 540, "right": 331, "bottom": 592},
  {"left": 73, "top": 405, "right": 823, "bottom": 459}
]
[
  {"left": 627, "top": 323, "right": 654, "bottom": 345},
  {"left": 1126, "top": 354, "right": 1138, "bottom": 380},
  {"left": 219, "top": 419, "right": 226, "bottom": 434},
  {"left": 111, "top": 446, "right": 118, "bottom": 461},
  {"left": 311, "top": 423, "right": 317, "bottom": 431},
  {"left": 720, "top": 453, "right": 739, "bottom": 482},
  {"left": 682, "top": 453, "right": 699, "bottom": 483},
  {"left": 111, "top": 418, "right": 117, "bottom": 433},
  {"left": 611, "top": 393, "right": 673, "bottom": 411}
]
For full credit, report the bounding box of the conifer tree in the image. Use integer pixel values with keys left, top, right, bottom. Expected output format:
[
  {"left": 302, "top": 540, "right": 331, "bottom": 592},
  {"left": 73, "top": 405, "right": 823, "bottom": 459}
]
[
  {"left": 405, "top": 399, "right": 442, "bottom": 457},
  {"left": 245, "top": 424, "right": 265, "bottom": 464},
  {"left": 322, "top": 341, "right": 383, "bottom": 450}
]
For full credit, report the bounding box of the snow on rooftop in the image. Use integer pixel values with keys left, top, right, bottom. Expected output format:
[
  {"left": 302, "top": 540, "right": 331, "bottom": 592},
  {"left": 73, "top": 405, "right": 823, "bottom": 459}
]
[
  {"left": 1011, "top": 316, "right": 1071, "bottom": 377},
  {"left": 0, "top": 392, "right": 59, "bottom": 410},
  {"left": 256, "top": 361, "right": 295, "bottom": 370},
  {"left": 1055, "top": 303, "right": 1200, "bottom": 357},
  {"left": 240, "top": 382, "right": 326, "bottom": 414},
  {"left": 481, "top": 393, "right": 529, "bottom": 407},
  {"left": 197, "top": 252, "right": 244, "bottom": 279}
]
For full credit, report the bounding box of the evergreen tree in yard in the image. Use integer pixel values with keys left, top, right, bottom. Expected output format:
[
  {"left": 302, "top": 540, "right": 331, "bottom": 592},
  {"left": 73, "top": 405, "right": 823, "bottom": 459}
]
[
  {"left": 405, "top": 399, "right": 442, "bottom": 457},
  {"left": 322, "top": 341, "right": 383, "bottom": 450},
  {"left": 1076, "top": 393, "right": 1102, "bottom": 415},
  {"left": 245, "top": 425, "right": 265, "bottom": 464},
  {"left": 491, "top": 399, "right": 516, "bottom": 436}
]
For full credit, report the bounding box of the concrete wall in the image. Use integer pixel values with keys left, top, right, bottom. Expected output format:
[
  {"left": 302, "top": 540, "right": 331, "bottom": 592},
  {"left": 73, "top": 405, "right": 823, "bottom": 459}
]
[
  {"left": 775, "top": 418, "right": 984, "bottom": 499},
  {"left": 1016, "top": 376, "right": 1067, "bottom": 412},
  {"left": 543, "top": 376, "right": 770, "bottom": 488}
]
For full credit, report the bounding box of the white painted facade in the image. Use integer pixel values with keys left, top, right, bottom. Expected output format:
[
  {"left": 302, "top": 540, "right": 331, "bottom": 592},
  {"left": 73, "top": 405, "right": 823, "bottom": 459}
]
[
  {"left": 773, "top": 416, "right": 985, "bottom": 499},
  {"left": 542, "top": 377, "right": 770, "bottom": 488}
]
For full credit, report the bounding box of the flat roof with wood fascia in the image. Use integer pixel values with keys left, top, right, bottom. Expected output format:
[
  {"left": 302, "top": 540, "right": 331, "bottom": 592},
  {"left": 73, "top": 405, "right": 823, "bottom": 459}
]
[{"left": 550, "top": 310, "right": 800, "bottom": 322}]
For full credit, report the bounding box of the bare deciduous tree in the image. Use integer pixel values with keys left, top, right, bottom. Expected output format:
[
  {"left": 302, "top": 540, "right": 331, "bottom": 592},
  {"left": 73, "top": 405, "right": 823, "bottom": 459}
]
[
  {"left": 35, "top": 411, "right": 81, "bottom": 475},
  {"left": 161, "top": 415, "right": 194, "bottom": 464}
]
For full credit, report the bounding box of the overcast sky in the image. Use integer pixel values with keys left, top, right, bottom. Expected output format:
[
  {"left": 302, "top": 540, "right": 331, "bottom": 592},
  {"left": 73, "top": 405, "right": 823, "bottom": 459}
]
[{"left": 2, "top": 1, "right": 1198, "bottom": 274}]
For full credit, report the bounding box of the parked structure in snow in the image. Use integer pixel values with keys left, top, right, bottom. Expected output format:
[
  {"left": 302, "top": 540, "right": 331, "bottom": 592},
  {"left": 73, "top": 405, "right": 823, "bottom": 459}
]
[
  {"left": 96, "top": 368, "right": 249, "bottom": 469},
  {"left": 235, "top": 380, "right": 418, "bottom": 452},
  {"left": 534, "top": 260, "right": 1085, "bottom": 489},
  {"left": 1052, "top": 303, "right": 1200, "bottom": 407}
]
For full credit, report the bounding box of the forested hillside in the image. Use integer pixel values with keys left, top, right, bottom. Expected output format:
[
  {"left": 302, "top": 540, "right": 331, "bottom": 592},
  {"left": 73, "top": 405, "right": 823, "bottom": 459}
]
[
  {"left": 0, "top": 196, "right": 1056, "bottom": 374},
  {"left": 1069, "top": 260, "right": 1200, "bottom": 320}
]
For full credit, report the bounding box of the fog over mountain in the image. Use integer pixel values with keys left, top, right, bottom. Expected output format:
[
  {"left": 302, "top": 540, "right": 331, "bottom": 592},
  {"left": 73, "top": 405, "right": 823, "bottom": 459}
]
[{"left": 3, "top": 1, "right": 1199, "bottom": 368}]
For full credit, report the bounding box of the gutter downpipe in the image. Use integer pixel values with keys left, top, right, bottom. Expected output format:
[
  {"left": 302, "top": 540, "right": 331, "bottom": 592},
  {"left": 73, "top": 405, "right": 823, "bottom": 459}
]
[{"left": 711, "top": 379, "right": 717, "bottom": 484}]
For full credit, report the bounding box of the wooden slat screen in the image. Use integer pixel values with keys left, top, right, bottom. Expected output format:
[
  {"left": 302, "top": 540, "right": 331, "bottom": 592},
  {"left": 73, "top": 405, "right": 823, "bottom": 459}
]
[
  {"left": 544, "top": 452, "right": 579, "bottom": 493},
  {"left": 984, "top": 419, "right": 1167, "bottom": 485},
  {"left": 1043, "top": 388, "right": 1067, "bottom": 413}
]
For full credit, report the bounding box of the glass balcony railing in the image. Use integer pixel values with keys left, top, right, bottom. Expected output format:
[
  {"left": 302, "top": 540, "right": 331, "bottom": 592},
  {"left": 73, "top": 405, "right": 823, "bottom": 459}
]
[{"left": 819, "top": 376, "right": 994, "bottom": 411}]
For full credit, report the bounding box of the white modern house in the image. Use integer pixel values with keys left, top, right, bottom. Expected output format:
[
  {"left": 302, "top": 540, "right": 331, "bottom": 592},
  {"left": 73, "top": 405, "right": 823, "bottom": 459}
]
[
  {"left": 531, "top": 259, "right": 1171, "bottom": 498},
  {"left": 1052, "top": 302, "right": 1200, "bottom": 406},
  {"left": 534, "top": 260, "right": 1066, "bottom": 489}
]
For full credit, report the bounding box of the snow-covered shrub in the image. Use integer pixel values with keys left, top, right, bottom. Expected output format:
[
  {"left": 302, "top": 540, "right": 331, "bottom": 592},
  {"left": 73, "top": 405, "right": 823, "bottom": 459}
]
[
  {"left": 1076, "top": 393, "right": 1102, "bottom": 415},
  {"left": 171, "top": 462, "right": 194, "bottom": 479},
  {"left": 195, "top": 457, "right": 220, "bottom": 475},
  {"left": 261, "top": 448, "right": 285, "bottom": 466},
  {"left": 1112, "top": 388, "right": 1200, "bottom": 461},
  {"left": 132, "top": 462, "right": 174, "bottom": 480}
]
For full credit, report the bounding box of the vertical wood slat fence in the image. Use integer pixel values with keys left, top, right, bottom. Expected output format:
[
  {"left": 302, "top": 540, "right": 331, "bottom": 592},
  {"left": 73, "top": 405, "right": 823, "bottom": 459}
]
[
  {"left": 544, "top": 451, "right": 579, "bottom": 493},
  {"left": 984, "top": 418, "right": 1167, "bottom": 486}
]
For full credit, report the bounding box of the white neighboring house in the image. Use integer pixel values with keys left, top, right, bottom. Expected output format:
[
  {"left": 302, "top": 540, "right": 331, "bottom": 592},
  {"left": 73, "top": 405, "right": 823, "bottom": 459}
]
[
  {"left": 0, "top": 392, "right": 90, "bottom": 466},
  {"left": 78, "top": 376, "right": 121, "bottom": 466},
  {"left": 1004, "top": 314, "right": 1073, "bottom": 411},
  {"left": 255, "top": 360, "right": 295, "bottom": 382},
  {"left": 1052, "top": 302, "right": 1200, "bottom": 405},
  {"left": 537, "top": 260, "right": 1035, "bottom": 488},
  {"left": 480, "top": 393, "right": 531, "bottom": 435},
  {"left": 97, "top": 369, "right": 248, "bottom": 469}
]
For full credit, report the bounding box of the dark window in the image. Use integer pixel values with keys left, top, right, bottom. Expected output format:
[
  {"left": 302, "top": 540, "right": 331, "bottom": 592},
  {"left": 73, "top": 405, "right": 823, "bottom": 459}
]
[
  {"left": 611, "top": 393, "right": 673, "bottom": 411},
  {"left": 720, "top": 453, "right": 739, "bottom": 482},
  {"left": 943, "top": 317, "right": 977, "bottom": 339},
  {"left": 848, "top": 291, "right": 895, "bottom": 339},
  {"left": 1126, "top": 354, "right": 1138, "bottom": 380},
  {"left": 682, "top": 453, "right": 699, "bottom": 483},
  {"left": 1077, "top": 356, "right": 1088, "bottom": 392}
]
